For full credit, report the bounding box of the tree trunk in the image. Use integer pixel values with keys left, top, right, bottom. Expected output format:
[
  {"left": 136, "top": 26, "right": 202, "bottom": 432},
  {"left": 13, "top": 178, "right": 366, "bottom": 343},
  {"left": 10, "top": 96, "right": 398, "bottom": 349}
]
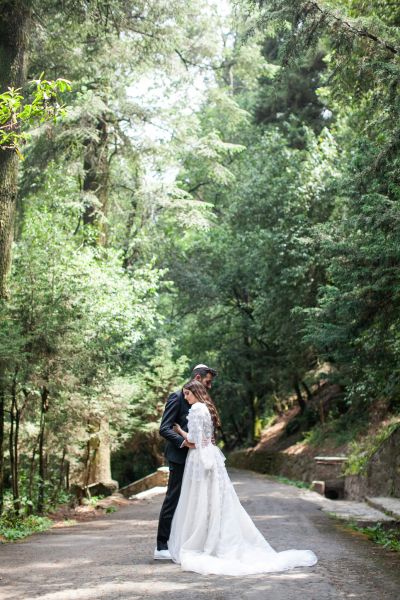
[
  {"left": 13, "top": 403, "right": 21, "bottom": 513},
  {"left": 247, "top": 390, "right": 256, "bottom": 445},
  {"left": 301, "top": 380, "right": 313, "bottom": 401},
  {"left": 53, "top": 447, "right": 67, "bottom": 502},
  {"left": 27, "top": 438, "right": 38, "bottom": 515},
  {"left": 121, "top": 168, "right": 140, "bottom": 269},
  {"left": 37, "top": 385, "right": 49, "bottom": 514},
  {"left": 8, "top": 368, "right": 20, "bottom": 513},
  {"left": 80, "top": 115, "right": 116, "bottom": 490},
  {"left": 230, "top": 415, "right": 244, "bottom": 446},
  {"left": 0, "top": 362, "right": 5, "bottom": 515},
  {"left": 65, "top": 459, "right": 70, "bottom": 491},
  {"left": 0, "top": 1, "right": 32, "bottom": 299},
  {"left": 294, "top": 379, "right": 307, "bottom": 413},
  {"left": 0, "top": 3, "right": 32, "bottom": 509},
  {"left": 0, "top": 151, "right": 19, "bottom": 299},
  {"left": 9, "top": 394, "right": 15, "bottom": 505},
  {"left": 84, "top": 415, "right": 118, "bottom": 493},
  {"left": 11, "top": 369, "right": 21, "bottom": 514},
  {"left": 243, "top": 334, "right": 256, "bottom": 445}
]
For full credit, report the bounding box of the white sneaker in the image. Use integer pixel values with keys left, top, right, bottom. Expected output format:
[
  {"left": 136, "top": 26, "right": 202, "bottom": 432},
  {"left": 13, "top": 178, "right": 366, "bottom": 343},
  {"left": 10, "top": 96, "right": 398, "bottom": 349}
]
[{"left": 154, "top": 548, "right": 172, "bottom": 560}]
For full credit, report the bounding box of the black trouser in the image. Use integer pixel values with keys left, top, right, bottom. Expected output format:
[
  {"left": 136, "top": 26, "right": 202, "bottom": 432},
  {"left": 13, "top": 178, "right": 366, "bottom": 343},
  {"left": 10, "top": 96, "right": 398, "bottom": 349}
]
[{"left": 156, "top": 461, "right": 185, "bottom": 550}]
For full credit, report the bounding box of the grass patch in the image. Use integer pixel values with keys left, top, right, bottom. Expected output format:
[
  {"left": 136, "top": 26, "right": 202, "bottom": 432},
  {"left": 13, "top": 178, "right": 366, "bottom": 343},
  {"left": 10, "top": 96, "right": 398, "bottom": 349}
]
[
  {"left": 105, "top": 505, "right": 117, "bottom": 513},
  {"left": 0, "top": 514, "right": 53, "bottom": 542},
  {"left": 303, "top": 409, "right": 370, "bottom": 448},
  {"left": 60, "top": 519, "right": 78, "bottom": 527},
  {"left": 346, "top": 523, "right": 400, "bottom": 552},
  {"left": 266, "top": 474, "right": 310, "bottom": 490},
  {"left": 81, "top": 494, "right": 106, "bottom": 507}
]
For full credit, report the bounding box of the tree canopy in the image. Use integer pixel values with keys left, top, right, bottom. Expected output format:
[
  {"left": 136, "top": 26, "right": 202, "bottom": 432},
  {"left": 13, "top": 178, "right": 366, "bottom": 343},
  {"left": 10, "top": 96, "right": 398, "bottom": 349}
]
[{"left": 1, "top": 0, "right": 400, "bottom": 519}]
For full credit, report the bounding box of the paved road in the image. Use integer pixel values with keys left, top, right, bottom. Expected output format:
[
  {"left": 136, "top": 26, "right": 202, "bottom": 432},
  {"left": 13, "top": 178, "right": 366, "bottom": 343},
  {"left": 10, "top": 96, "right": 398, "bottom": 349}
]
[{"left": 1, "top": 469, "right": 400, "bottom": 599}]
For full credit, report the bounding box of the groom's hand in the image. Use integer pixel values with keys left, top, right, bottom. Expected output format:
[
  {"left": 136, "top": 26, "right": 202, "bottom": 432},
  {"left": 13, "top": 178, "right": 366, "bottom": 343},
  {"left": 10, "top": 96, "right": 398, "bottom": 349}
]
[
  {"left": 182, "top": 440, "right": 196, "bottom": 449},
  {"left": 173, "top": 423, "right": 183, "bottom": 435}
]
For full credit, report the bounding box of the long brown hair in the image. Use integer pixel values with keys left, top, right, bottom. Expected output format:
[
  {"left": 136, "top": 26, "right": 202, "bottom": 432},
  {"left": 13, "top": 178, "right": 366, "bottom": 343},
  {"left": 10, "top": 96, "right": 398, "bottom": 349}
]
[{"left": 183, "top": 380, "right": 221, "bottom": 430}]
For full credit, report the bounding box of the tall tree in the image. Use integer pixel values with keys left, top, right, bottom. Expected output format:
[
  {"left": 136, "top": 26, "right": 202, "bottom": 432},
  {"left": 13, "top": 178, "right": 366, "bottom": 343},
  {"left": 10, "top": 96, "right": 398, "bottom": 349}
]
[
  {"left": 0, "top": 0, "right": 32, "bottom": 299},
  {"left": 0, "top": 0, "right": 32, "bottom": 515}
]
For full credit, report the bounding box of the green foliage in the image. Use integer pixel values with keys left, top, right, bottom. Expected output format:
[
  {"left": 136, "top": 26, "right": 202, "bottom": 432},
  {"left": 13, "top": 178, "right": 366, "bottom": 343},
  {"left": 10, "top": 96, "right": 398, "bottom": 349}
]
[
  {"left": 3, "top": 0, "right": 400, "bottom": 522},
  {"left": 82, "top": 495, "right": 105, "bottom": 507},
  {"left": 0, "top": 161, "right": 161, "bottom": 513},
  {"left": 0, "top": 75, "right": 71, "bottom": 156},
  {"left": 267, "top": 475, "right": 311, "bottom": 490},
  {"left": 105, "top": 505, "right": 117, "bottom": 513},
  {"left": 0, "top": 513, "right": 53, "bottom": 542},
  {"left": 285, "top": 405, "right": 320, "bottom": 437},
  {"left": 302, "top": 412, "right": 369, "bottom": 448},
  {"left": 347, "top": 523, "right": 400, "bottom": 553},
  {"left": 110, "top": 338, "right": 189, "bottom": 484},
  {"left": 129, "top": 338, "right": 189, "bottom": 434}
]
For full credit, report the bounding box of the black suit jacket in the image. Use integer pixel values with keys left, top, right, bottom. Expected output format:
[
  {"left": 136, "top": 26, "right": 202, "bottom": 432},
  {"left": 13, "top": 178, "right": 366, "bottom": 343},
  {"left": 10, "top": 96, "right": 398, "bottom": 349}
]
[{"left": 159, "top": 389, "right": 190, "bottom": 465}]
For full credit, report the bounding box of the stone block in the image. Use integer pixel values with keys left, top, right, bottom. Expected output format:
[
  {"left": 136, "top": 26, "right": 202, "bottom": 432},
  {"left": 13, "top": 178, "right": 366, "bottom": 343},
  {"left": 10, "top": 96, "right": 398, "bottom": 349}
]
[
  {"left": 118, "top": 467, "right": 169, "bottom": 498},
  {"left": 310, "top": 481, "right": 325, "bottom": 495}
]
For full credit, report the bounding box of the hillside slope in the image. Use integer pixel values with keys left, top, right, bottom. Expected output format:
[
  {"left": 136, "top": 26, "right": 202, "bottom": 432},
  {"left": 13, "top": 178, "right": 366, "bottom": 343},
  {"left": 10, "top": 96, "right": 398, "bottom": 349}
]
[{"left": 227, "top": 381, "right": 400, "bottom": 500}]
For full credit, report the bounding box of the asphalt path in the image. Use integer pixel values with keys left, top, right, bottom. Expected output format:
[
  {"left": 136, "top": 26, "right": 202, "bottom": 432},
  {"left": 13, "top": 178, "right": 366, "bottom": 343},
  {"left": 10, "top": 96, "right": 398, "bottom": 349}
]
[{"left": 1, "top": 469, "right": 400, "bottom": 599}]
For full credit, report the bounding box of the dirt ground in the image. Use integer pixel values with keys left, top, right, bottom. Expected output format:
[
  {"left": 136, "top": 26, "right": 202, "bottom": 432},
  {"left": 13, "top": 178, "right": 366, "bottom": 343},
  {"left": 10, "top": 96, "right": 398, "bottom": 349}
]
[{"left": 1, "top": 469, "right": 400, "bottom": 600}]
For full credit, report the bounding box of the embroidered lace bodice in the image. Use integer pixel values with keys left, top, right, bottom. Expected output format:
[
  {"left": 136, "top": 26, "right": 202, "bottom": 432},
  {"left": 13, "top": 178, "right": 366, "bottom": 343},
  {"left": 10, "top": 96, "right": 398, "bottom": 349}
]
[
  {"left": 186, "top": 402, "right": 215, "bottom": 447},
  {"left": 184, "top": 402, "right": 220, "bottom": 477}
]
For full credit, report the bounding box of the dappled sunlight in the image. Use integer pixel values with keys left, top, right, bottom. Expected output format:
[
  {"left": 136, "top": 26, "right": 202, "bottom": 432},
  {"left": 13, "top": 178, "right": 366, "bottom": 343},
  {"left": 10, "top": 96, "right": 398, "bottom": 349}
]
[
  {"left": 252, "top": 514, "right": 286, "bottom": 521},
  {"left": 2, "top": 470, "right": 400, "bottom": 600},
  {"left": 0, "top": 557, "right": 93, "bottom": 573},
  {"left": 3, "top": 569, "right": 322, "bottom": 600},
  {"left": 267, "top": 571, "right": 318, "bottom": 580},
  {"left": 21, "top": 580, "right": 191, "bottom": 600}
]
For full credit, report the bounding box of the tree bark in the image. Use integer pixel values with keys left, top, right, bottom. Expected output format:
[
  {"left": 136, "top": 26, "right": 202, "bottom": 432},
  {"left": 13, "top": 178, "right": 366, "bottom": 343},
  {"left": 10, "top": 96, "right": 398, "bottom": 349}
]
[
  {"left": 80, "top": 111, "right": 117, "bottom": 490},
  {"left": 294, "top": 378, "right": 307, "bottom": 413},
  {"left": 230, "top": 414, "right": 244, "bottom": 446},
  {"left": 301, "top": 380, "right": 313, "bottom": 401},
  {"left": 8, "top": 368, "right": 20, "bottom": 513},
  {"left": 52, "top": 446, "right": 67, "bottom": 502},
  {"left": 65, "top": 459, "right": 70, "bottom": 491},
  {"left": 0, "top": 1, "right": 32, "bottom": 299},
  {"left": 0, "top": 361, "right": 5, "bottom": 515},
  {"left": 0, "top": 2, "right": 32, "bottom": 514},
  {"left": 27, "top": 438, "right": 38, "bottom": 515},
  {"left": 9, "top": 367, "right": 21, "bottom": 513},
  {"left": 243, "top": 334, "right": 256, "bottom": 445},
  {"left": 37, "top": 385, "right": 49, "bottom": 514},
  {"left": 84, "top": 415, "right": 118, "bottom": 492}
]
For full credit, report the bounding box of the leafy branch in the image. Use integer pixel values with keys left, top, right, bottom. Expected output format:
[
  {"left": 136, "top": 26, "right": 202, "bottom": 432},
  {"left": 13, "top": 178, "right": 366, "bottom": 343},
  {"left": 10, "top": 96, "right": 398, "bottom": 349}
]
[
  {"left": 256, "top": 0, "right": 400, "bottom": 59},
  {"left": 0, "top": 74, "right": 72, "bottom": 159},
  {"left": 301, "top": 0, "right": 399, "bottom": 55}
]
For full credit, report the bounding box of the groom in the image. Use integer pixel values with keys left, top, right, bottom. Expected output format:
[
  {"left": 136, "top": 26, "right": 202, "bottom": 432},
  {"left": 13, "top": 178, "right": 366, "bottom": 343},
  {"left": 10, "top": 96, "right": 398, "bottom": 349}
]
[{"left": 154, "top": 363, "right": 217, "bottom": 560}]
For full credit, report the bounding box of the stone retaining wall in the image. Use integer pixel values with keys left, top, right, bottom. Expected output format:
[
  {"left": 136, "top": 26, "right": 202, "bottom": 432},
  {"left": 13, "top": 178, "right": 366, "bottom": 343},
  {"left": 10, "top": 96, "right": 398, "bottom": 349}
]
[
  {"left": 118, "top": 466, "right": 169, "bottom": 498},
  {"left": 345, "top": 424, "right": 400, "bottom": 500},
  {"left": 226, "top": 448, "right": 344, "bottom": 483},
  {"left": 228, "top": 423, "right": 400, "bottom": 501}
]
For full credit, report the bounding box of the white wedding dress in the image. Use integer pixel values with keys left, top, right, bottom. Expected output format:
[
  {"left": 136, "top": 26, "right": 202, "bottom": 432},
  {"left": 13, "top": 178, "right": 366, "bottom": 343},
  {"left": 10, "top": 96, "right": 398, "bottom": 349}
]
[{"left": 168, "top": 401, "right": 318, "bottom": 576}]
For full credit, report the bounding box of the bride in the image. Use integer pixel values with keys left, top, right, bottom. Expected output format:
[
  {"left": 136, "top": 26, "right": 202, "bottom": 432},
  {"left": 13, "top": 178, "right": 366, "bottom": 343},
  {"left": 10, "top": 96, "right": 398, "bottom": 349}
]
[{"left": 167, "top": 380, "right": 318, "bottom": 576}]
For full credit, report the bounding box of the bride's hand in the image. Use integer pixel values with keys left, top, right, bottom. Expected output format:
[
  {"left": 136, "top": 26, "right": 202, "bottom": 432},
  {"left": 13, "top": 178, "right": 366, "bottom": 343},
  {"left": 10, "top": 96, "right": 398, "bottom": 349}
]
[{"left": 173, "top": 423, "right": 183, "bottom": 434}]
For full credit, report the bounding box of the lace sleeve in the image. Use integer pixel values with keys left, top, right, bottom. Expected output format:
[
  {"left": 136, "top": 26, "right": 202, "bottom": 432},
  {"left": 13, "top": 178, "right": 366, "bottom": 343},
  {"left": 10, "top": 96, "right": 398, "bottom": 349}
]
[
  {"left": 186, "top": 404, "right": 203, "bottom": 446},
  {"left": 187, "top": 403, "right": 214, "bottom": 470}
]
